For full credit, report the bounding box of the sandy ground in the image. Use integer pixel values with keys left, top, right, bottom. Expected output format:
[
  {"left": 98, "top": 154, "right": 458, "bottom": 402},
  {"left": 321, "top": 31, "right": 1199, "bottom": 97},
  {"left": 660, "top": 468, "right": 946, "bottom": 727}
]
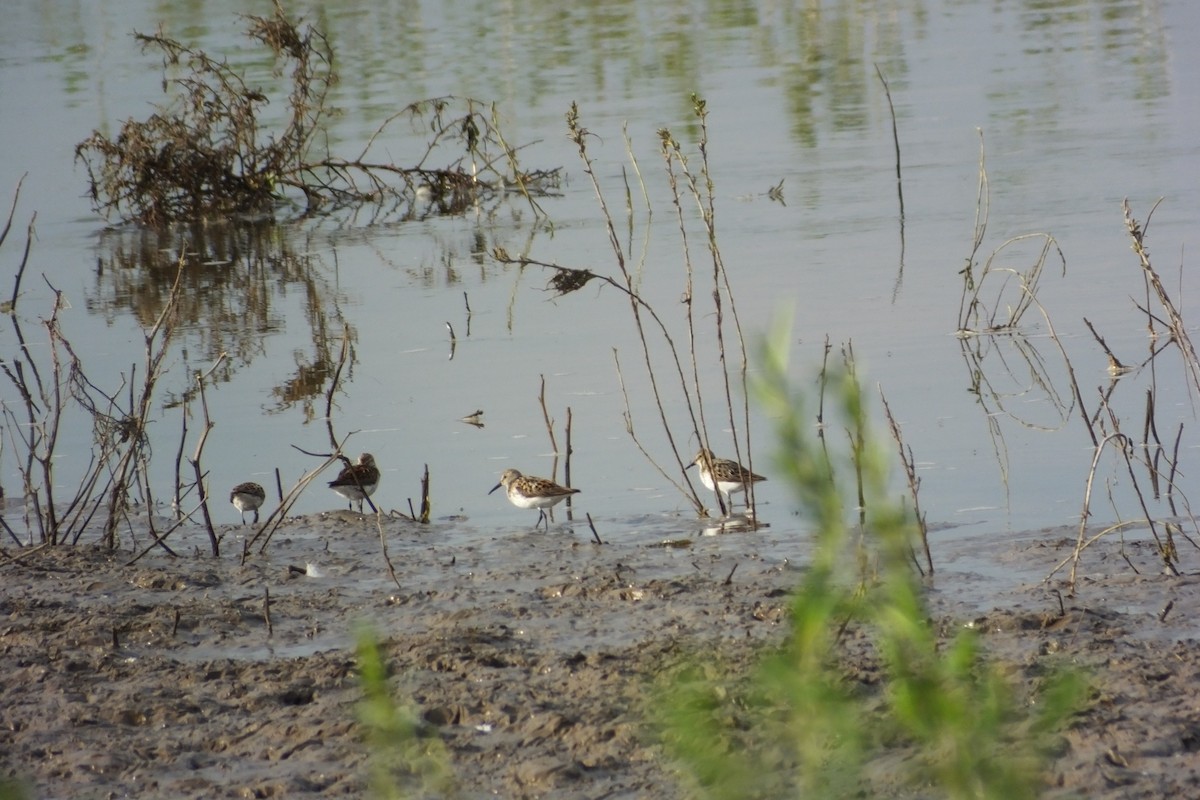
[{"left": 2, "top": 515, "right": 1199, "bottom": 799}]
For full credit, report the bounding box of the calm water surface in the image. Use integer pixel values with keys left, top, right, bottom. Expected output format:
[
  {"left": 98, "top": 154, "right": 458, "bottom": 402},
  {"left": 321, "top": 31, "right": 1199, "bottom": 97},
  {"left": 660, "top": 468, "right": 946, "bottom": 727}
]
[{"left": 2, "top": 0, "right": 1198, "bottom": 578}]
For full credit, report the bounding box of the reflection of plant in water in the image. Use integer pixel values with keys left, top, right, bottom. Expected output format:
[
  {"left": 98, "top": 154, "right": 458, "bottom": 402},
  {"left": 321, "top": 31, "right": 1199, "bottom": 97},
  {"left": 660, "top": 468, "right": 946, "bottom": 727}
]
[
  {"left": 953, "top": 131, "right": 1080, "bottom": 514},
  {"left": 953, "top": 137, "right": 1197, "bottom": 589},
  {"left": 90, "top": 223, "right": 352, "bottom": 418},
  {"left": 958, "top": 332, "right": 1076, "bottom": 494},
  {"left": 74, "top": 5, "right": 559, "bottom": 225}
]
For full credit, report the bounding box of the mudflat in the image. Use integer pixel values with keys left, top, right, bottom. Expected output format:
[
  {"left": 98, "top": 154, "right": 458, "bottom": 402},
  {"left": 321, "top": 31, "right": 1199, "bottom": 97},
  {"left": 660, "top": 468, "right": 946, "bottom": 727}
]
[{"left": 2, "top": 516, "right": 1198, "bottom": 798}]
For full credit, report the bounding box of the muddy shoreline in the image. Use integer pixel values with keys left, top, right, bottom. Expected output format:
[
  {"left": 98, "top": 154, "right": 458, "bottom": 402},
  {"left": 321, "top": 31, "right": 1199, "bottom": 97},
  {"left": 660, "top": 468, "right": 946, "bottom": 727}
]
[{"left": 2, "top": 518, "right": 1198, "bottom": 798}]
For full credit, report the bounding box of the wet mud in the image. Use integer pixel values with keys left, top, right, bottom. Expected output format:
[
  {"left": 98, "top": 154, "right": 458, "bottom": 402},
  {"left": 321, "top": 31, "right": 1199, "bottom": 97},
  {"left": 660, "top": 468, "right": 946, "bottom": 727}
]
[{"left": 2, "top": 518, "right": 1198, "bottom": 798}]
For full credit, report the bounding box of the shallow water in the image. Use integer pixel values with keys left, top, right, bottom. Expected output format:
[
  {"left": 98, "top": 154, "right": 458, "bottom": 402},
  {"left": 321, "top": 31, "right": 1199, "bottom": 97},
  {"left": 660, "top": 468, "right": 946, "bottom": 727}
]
[{"left": 2, "top": 0, "right": 1199, "bottom": 586}]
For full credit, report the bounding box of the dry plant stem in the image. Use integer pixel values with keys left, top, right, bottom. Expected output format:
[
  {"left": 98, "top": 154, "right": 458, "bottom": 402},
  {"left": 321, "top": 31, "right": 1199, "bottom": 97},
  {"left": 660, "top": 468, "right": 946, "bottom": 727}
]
[
  {"left": 487, "top": 102, "right": 549, "bottom": 221},
  {"left": 172, "top": 395, "right": 189, "bottom": 521},
  {"left": 2, "top": 175, "right": 29, "bottom": 305},
  {"left": 501, "top": 272, "right": 705, "bottom": 506},
  {"left": 613, "top": 350, "right": 695, "bottom": 499},
  {"left": 324, "top": 325, "right": 352, "bottom": 450},
  {"left": 2, "top": 279, "right": 55, "bottom": 541},
  {"left": 565, "top": 407, "right": 573, "bottom": 500},
  {"left": 1067, "top": 433, "right": 1177, "bottom": 591},
  {"left": 1125, "top": 199, "right": 1200, "bottom": 395},
  {"left": 875, "top": 63, "right": 908, "bottom": 300},
  {"left": 103, "top": 257, "right": 185, "bottom": 549},
  {"left": 1022, "top": 283, "right": 1197, "bottom": 581},
  {"left": 1083, "top": 317, "right": 1127, "bottom": 370},
  {"left": 125, "top": 508, "right": 201, "bottom": 566},
  {"left": 622, "top": 122, "right": 653, "bottom": 226},
  {"left": 879, "top": 387, "right": 932, "bottom": 575},
  {"left": 538, "top": 374, "right": 558, "bottom": 472},
  {"left": 565, "top": 104, "right": 705, "bottom": 512},
  {"left": 245, "top": 448, "right": 347, "bottom": 558},
  {"left": 0, "top": 514, "right": 23, "bottom": 547},
  {"left": 958, "top": 130, "right": 990, "bottom": 329},
  {"left": 315, "top": 359, "right": 384, "bottom": 508},
  {"left": 76, "top": 5, "right": 558, "bottom": 224},
  {"left": 875, "top": 64, "right": 904, "bottom": 220},
  {"left": 188, "top": 356, "right": 227, "bottom": 556},
  {"left": 0, "top": 542, "right": 52, "bottom": 566},
  {"left": 843, "top": 345, "right": 867, "bottom": 527},
  {"left": 1165, "top": 425, "right": 1183, "bottom": 516},
  {"left": 1142, "top": 389, "right": 1162, "bottom": 498},
  {"left": 669, "top": 100, "right": 757, "bottom": 510},
  {"left": 1026, "top": 293, "right": 1097, "bottom": 449},
  {"left": 816, "top": 337, "right": 832, "bottom": 432},
  {"left": 961, "top": 233, "right": 1062, "bottom": 333},
  {"left": 376, "top": 517, "right": 403, "bottom": 592},
  {"left": 496, "top": 249, "right": 702, "bottom": 500},
  {"left": 660, "top": 131, "right": 710, "bottom": 463},
  {"left": 1, "top": 204, "right": 57, "bottom": 542},
  {"left": 418, "top": 463, "right": 431, "bottom": 523},
  {"left": 1048, "top": 518, "right": 1144, "bottom": 585}
]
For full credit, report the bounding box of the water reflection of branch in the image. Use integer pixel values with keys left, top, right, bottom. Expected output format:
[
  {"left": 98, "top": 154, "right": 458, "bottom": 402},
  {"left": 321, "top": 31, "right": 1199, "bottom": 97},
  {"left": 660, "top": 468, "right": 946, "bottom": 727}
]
[
  {"left": 874, "top": 64, "right": 906, "bottom": 303},
  {"left": 958, "top": 331, "right": 1075, "bottom": 491},
  {"left": 93, "top": 222, "right": 358, "bottom": 419}
]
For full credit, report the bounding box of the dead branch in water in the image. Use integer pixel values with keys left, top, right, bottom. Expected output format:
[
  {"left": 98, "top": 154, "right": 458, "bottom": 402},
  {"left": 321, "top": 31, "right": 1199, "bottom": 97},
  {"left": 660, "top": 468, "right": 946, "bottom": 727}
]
[{"left": 74, "top": 7, "right": 559, "bottom": 225}]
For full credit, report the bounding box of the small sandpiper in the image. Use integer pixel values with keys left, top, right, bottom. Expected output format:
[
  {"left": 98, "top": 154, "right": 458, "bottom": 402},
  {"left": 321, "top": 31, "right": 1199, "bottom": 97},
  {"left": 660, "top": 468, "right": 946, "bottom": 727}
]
[
  {"left": 329, "top": 453, "right": 380, "bottom": 512},
  {"left": 230, "top": 482, "right": 266, "bottom": 525},
  {"left": 688, "top": 448, "right": 766, "bottom": 509},
  {"left": 489, "top": 468, "right": 579, "bottom": 529}
]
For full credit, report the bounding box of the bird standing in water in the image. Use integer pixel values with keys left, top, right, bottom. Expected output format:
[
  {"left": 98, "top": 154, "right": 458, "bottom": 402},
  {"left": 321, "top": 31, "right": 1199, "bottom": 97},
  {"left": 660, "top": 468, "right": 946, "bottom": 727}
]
[
  {"left": 328, "top": 453, "right": 380, "bottom": 512},
  {"left": 489, "top": 468, "right": 579, "bottom": 529},
  {"left": 688, "top": 448, "right": 766, "bottom": 511}
]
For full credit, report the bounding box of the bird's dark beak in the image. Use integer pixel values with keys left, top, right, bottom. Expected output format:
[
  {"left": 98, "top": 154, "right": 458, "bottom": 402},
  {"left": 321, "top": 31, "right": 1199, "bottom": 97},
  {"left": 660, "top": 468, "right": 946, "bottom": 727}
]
[{"left": 488, "top": 482, "right": 502, "bottom": 495}]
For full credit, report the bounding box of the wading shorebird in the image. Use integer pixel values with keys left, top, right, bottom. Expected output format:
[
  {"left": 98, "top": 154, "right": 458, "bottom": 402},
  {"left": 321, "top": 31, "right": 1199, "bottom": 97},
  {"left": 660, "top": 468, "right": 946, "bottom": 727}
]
[
  {"left": 230, "top": 482, "right": 266, "bottom": 525},
  {"left": 688, "top": 448, "right": 766, "bottom": 510},
  {"left": 489, "top": 468, "right": 579, "bottom": 529},
  {"left": 328, "top": 453, "right": 380, "bottom": 512}
]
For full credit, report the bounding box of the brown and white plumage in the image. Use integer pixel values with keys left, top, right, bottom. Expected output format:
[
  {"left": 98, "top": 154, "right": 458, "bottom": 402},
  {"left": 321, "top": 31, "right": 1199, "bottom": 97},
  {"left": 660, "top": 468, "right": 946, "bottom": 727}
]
[
  {"left": 230, "top": 481, "right": 266, "bottom": 525},
  {"left": 489, "top": 468, "right": 579, "bottom": 529},
  {"left": 688, "top": 448, "right": 766, "bottom": 506},
  {"left": 328, "top": 453, "right": 380, "bottom": 512}
]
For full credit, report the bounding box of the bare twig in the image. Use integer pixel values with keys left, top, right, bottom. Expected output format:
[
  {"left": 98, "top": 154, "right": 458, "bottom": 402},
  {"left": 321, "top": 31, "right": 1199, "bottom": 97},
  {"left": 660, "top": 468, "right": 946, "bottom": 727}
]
[
  {"left": 879, "top": 387, "right": 932, "bottom": 575},
  {"left": 188, "top": 355, "right": 227, "bottom": 556},
  {"left": 418, "top": 463, "right": 431, "bottom": 523}
]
